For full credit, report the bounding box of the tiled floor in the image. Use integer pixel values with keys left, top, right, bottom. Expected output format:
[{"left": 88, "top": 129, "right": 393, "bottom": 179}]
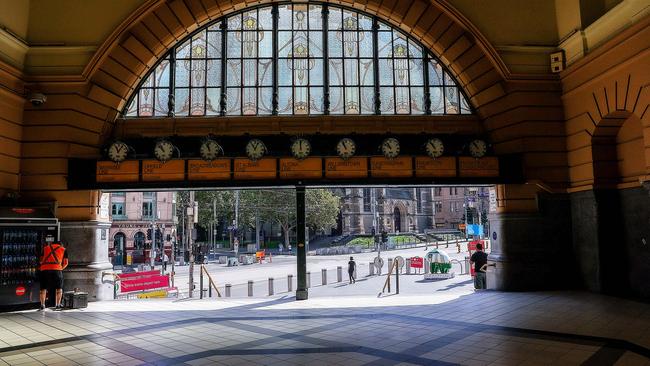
[{"left": 1, "top": 289, "right": 650, "bottom": 365}]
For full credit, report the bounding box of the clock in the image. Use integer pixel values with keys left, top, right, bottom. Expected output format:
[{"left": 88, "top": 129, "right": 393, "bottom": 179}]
[
  {"left": 199, "top": 138, "right": 223, "bottom": 161},
  {"left": 290, "top": 137, "right": 311, "bottom": 160},
  {"left": 154, "top": 139, "right": 175, "bottom": 162},
  {"left": 336, "top": 138, "right": 356, "bottom": 160},
  {"left": 107, "top": 141, "right": 129, "bottom": 163},
  {"left": 380, "top": 137, "right": 400, "bottom": 159},
  {"left": 424, "top": 138, "right": 444, "bottom": 158},
  {"left": 469, "top": 139, "right": 487, "bottom": 158},
  {"left": 245, "top": 138, "right": 267, "bottom": 161}
]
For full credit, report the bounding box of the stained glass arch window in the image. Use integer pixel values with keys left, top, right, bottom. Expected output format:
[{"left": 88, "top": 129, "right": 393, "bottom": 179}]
[{"left": 124, "top": 3, "right": 473, "bottom": 118}]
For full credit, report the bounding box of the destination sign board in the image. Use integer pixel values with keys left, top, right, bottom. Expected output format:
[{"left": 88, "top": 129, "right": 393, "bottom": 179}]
[
  {"left": 188, "top": 159, "right": 230, "bottom": 180},
  {"left": 370, "top": 157, "right": 413, "bottom": 178},
  {"left": 279, "top": 158, "right": 322, "bottom": 179},
  {"left": 325, "top": 157, "right": 368, "bottom": 179},
  {"left": 142, "top": 160, "right": 185, "bottom": 181},
  {"left": 96, "top": 161, "right": 139, "bottom": 182},
  {"left": 415, "top": 157, "right": 456, "bottom": 177},
  {"left": 458, "top": 157, "right": 499, "bottom": 177},
  {"left": 233, "top": 158, "right": 276, "bottom": 179}
]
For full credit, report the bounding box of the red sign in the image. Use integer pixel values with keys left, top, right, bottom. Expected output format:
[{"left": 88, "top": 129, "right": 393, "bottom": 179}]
[
  {"left": 118, "top": 270, "right": 160, "bottom": 280},
  {"left": 468, "top": 240, "right": 486, "bottom": 251},
  {"left": 12, "top": 208, "right": 35, "bottom": 214},
  {"left": 120, "top": 275, "right": 169, "bottom": 293},
  {"left": 15, "top": 286, "right": 25, "bottom": 296},
  {"left": 410, "top": 257, "right": 423, "bottom": 268}
]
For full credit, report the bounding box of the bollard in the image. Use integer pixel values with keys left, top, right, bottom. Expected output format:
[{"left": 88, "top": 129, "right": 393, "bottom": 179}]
[
  {"left": 424, "top": 259, "right": 429, "bottom": 274},
  {"left": 406, "top": 259, "right": 411, "bottom": 274},
  {"left": 307, "top": 271, "right": 311, "bottom": 288},
  {"left": 464, "top": 256, "right": 470, "bottom": 275},
  {"left": 248, "top": 280, "right": 253, "bottom": 297},
  {"left": 321, "top": 268, "right": 327, "bottom": 285},
  {"left": 288, "top": 274, "right": 293, "bottom": 292},
  {"left": 225, "top": 284, "right": 231, "bottom": 297},
  {"left": 369, "top": 262, "right": 375, "bottom": 276},
  {"left": 268, "top": 277, "right": 274, "bottom": 296},
  {"left": 337, "top": 266, "right": 342, "bottom": 282},
  {"left": 388, "top": 258, "right": 393, "bottom": 272}
]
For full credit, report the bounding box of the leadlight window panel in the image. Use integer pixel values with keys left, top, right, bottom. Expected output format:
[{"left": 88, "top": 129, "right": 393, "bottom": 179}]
[
  {"left": 363, "top": 188, "right": 371, "bottom": 212},
  {"left": 123, "top": 3, "right": 475, "bottom": 118}
]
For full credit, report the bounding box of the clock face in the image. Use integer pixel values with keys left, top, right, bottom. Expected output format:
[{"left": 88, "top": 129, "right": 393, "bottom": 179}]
[
  {"left": 469, "top": 139, "right": 487, "bottom": 158},
  {"left": 425, "top": 138, "right": 444, "bottom": 158},
  {"left": 154, "top": 140, "right": 175, "bottom": 162},
  {"left": 291, "top": 138, "right": 311, "bottom": 160},
  {"left": 381, "top": 138, "right": 400, "bottom": 159},
  {"left": 107, "top": 141, "right": 129, "bottom": 162},
  {"left": 336, "top": 138, "right": 356, "bottom": 160},
  {"left": 245, "top": 138, "right": 266, "bottom": 161},
  {"left": 200, "top": 139, "right": 223, "bottom": 161}
]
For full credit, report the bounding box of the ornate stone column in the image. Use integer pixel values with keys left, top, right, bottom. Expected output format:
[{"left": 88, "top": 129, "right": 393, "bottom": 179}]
[
  {"left": 60, "top": 220, "right": 114, "bottom": 301},
  {"left": 486, "top": 184, "right": 574, "bottom": 290}
]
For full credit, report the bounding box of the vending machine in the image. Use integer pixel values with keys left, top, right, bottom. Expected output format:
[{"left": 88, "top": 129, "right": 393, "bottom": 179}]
[{"left": 0, "top": 206, "right": 59, "bottom": 311}]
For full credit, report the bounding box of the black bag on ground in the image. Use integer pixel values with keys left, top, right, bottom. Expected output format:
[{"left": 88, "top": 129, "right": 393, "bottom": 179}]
[{"left": 63, "top": 289, "right": 88, "bottom": 309}]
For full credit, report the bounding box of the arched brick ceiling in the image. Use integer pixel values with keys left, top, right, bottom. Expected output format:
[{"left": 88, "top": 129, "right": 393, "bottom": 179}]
[{"left": 85, "top": 0, "right": 508, "bottom": 120}]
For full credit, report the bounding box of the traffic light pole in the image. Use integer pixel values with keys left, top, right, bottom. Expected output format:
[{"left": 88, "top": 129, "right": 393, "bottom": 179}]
[{"left": 296, "top": 186, "right": 307, "bottom": 300}]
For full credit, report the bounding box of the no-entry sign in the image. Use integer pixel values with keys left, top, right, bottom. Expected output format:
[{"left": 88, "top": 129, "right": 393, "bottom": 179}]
[{"left": 15, "top": 286, "right": 26, "bottom": 296}]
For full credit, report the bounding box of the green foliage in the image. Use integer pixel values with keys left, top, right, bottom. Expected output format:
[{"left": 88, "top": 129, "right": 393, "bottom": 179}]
[{"left": 347, "top": 236, "right": 374, "bottom": 248}]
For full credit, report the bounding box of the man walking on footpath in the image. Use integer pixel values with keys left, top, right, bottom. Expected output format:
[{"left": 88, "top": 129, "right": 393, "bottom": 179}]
[
  {"left": 348, "top": 256, "right": 356, "bottom": 284},
  {"left": 39, "top": 241, "right": 68, "bottom": 311},
  {"left": 470, "top": 243, "right": 488, "bottom": 290},
  {"left": 163, "top": 252, "right": 169, "bottom": 273}
]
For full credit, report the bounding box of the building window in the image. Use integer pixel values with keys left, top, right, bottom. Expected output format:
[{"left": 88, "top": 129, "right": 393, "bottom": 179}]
[
  {"left": 134, "top": 232, "right": 145, "bottom": 249},
  {"left": 124, "top": 4, "right": 472, "bottom": 118},
  {"left": 416, "top": 188, "right": 422, "bottom": 213},
  {"left": 111, "top": 203, "right": 125, "bottom": 218},
  {"left": 142, "top": 202, "right": 154, "bottom": 219},
  {"left": 363, "top": 188, "right": 371, "bottom": 212},
  {"left": 434, "top": 187, "right": 442, "bottom": 196},
  {"left": 435, "top": 201, "right": 443, "bottom": 213}
]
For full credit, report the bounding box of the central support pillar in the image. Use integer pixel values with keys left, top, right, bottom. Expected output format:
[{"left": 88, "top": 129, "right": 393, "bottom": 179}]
[{"left": 296, "top": 186, "right": 308, "bottom": 300}]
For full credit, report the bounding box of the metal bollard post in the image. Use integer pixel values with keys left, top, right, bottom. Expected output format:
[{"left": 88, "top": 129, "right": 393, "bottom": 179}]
[
  {"left": 288, "top": 274, "right": 293, "bottom": 292},
  {"left": 388, "top": 258, "right": 393, "bottom": 272},
  {"left": 337, "top": 266, "right": 342, "bottom": 282},
  {"left": 464, "top": 256, "right": 470, "bottom": 275},
  {"left": 321, "top": 268, "right": 327, "bottom": 285},
  {"left": 406, "top": 259, "right": 411, "bottom": 274},
  {"left": 268, "top": 277, "right": 274, "bottom": 296},
  {"left": 225, "top": 284, "right": 231, "bottom": 297},
  {"left": 369, "top": 262, "right": 375, "bottom": 276},
  {"left": 248, "top": 280, "right": 253, "bottom": 297},
  {"left": 199, "top": 267, "right": 204, "bottom": 299},
  {"left": 307, "top": 272, "right": 311, "bottom": 288},
  {"left": 424, "top": 259, "right": 429, "bottom": 274}
]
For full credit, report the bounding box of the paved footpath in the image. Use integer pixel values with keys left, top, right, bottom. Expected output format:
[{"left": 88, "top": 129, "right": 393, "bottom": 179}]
[{"left": 1, "top": 272, "right": 650, "bottom": 365}]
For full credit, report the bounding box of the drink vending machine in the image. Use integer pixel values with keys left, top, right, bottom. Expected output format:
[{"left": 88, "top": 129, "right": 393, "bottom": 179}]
[{"left": 0, "top": 206, "right": 59, "bottom": 310}]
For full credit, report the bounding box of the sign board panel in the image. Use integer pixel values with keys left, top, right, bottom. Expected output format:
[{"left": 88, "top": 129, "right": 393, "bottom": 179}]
[
  {"left": 120, "top": 274, "right": 169, "bottom": 294},
  {"left": 415, "top": 157, "right": 456, "bottom": 177},
  {"left": 96, "top": 161, "right": 139, "bottom": 182},
  {"left": 458, "top": 223, "right": 466, "bottom": 230},
  {"left": 142, "top": 160, "right": 185, "bottom": 181},
  {"left": 188, "top": 159, "right": 230, "bottom": 180},
  {"left": 233, "top": 158, "right": 276, "bottom": 179},
  {"left": 279, "top": 158, "right": 322, "bottom": 179},
  {"left": 370, "top": 157, "right": 413, "bottom": 178},
  {"left": 458, "top": 157, "right": 499, "bottom": 177},
  {"left": 325, "top": 157, "right": 368, "bottom": 179},
  {"left": 466, "top": 224, "right": 483, "bottom": 236},
  {"left": 489, "top": 187, "right": 497, "bottom": 213},
  {"left": 410, "top": 257, "right": 423, "bottom": 268}
]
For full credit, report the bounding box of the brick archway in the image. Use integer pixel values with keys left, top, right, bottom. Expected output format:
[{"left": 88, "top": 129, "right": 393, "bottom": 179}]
[{"left": 84, "top": 0, "right": 508, "bottom": 127}]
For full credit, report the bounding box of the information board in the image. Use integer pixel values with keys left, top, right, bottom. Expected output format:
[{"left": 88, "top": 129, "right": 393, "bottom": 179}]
[
  {"left": 325, "top": 157, "right": 368, "bottom": 179},
  {"left": 370, "top": 157, "right": 413, "bottom": 178},
  {"left": 96, "top": 161, "right": 139, "bottom": 182},
  {"left": 142, "top": 160, "right": 185, "bottom": 181},
  {"left": 279, "top": 158, "right": 322, "bottom": 179},
  {"left": 233, "top": 158, "right": 276, "bottom": 179},
  {"left": 188, "top": 159, "right": 230, "bottom": 180},
  {"left": 415, "top": 157, "right": 456, "bottom": 177},
  {"left": 458, "top": 157, "right": 499, "bottom": 177}
]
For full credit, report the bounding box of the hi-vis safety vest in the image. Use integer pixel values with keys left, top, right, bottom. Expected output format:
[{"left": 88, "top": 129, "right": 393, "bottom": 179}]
[{"left": 40, "top": 243, "right": 66, "bottom": 271}]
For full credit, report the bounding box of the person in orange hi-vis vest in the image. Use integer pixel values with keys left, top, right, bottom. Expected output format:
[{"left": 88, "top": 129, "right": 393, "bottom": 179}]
[{"left": 39, "top": 241, "right": 68, "bottom": 311}]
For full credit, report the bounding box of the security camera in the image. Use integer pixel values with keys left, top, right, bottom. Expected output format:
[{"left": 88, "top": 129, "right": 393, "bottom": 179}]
[{"left": 29, "top": 92, "right": 47, "bottom": 106}]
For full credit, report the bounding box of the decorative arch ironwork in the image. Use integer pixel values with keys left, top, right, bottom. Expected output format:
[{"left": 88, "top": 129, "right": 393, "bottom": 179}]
[{"left": 123, "top": 2, "right": 473, "bottom": 118}]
